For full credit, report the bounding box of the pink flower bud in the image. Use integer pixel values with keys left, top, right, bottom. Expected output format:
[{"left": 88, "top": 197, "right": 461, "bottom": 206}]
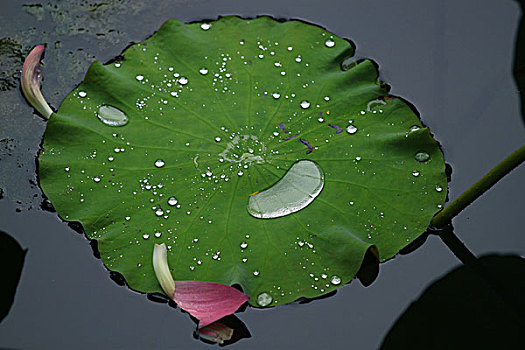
[{"left": 21, "top": 45, "right": 53, "bottom": 119}]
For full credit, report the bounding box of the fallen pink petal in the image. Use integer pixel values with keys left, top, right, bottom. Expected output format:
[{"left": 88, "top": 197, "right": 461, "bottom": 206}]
[
  {"left": 198, "top": 322, "right": 234, "bottom": 344},
  {"left": 153, "top": 243, "right": 249, "bottom": 327},
  {"left": 21, "top": 45, "right": 53, "bottom": 119},
  {"left": 173, "top": 280, "right": 249, "bottom": 327}
]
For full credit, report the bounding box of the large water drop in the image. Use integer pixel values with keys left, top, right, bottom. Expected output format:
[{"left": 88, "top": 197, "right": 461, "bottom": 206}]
[
  {"left": 97, "top": 105, "right": 129, "bottom": 127},
  {"left": 247, "top": 160, "right": 324, "bottom": 219},
  {"left": 257, "top": 292, "right": 273, "bottom": 307}
]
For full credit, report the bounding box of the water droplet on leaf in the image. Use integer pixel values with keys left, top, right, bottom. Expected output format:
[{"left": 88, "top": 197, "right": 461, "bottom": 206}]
[
  {"left": 346, "top": 125, "right": 358, "bottom": 134},
  {"left": 415, "top": 152, "right": 430, "bottom": 162},
  {"left": 97, "top": 105, "right": 129, "bottom": 127},
  {"left": 331, "top": 275, "right": 341, "bottom": 285},
  {"left": 248, "top": 160, "right": 324, "bottom": 219},
  {"left": 257, "top": 292, "right": 273, "bottom": 306},
  {"left": 325, "top": 39, "right": 335, "bottom": 47}
]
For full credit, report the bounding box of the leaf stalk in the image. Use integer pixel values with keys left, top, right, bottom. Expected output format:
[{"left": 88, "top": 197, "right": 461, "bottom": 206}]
[{"left": 431, "top": 144, "right": 525, "bottom": 228}]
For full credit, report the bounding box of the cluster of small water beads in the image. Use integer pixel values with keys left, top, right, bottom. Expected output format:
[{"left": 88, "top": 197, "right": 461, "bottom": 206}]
[
  {"left": 75, "top": 23, "right": 446, "bottom": 308},
  {"left": 255, "top": 272, "right": 341, "bottom": 306}
]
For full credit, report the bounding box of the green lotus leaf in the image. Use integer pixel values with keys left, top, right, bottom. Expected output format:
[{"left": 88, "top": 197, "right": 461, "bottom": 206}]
[{"left": 39, "top": 16, "right": 447, "bottom": 307}]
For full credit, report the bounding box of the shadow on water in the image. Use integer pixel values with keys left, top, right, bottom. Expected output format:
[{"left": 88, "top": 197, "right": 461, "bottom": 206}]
[
  {"left": 0, "top": 230, "right": 26, "bottom": 324},
  {"left": 380, "top": 254, "right": 525, "bottom": 349},
  {"left": 513, "top": 0, "right": 525, "bottom": 126},
  {"left": 194, "top": 314, "right": 252, "bottom": 346}
]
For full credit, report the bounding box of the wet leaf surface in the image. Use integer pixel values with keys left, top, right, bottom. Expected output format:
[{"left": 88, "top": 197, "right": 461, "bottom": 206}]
[{"left": 39, "top": 17, "right": 447, "bottom": 306}]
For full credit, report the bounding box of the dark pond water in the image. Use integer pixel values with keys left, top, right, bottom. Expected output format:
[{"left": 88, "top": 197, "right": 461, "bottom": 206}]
[{"left": 1, "top": 0, "right": 524, "bottom": 348}]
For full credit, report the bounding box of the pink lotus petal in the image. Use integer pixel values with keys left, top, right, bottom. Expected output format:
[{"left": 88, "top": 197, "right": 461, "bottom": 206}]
[
  {"left": 173, "top": 280, "right": 249, "bottom": 327},
  {"left": 21, "top": 45, "right": 53, "bottom": 119},
  {"left": 152, "top": 243, "right": 249, "bottom": 327},
  {"left": 198, "top": 322, "right": 234, "bottom": 344}
]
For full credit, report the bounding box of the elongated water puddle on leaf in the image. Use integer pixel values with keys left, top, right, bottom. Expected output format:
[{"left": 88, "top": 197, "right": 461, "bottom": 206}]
[
  {"left": 247, "top": 160, "right": 324, "bottom": 219},
  {"left": 97, "top": 105, "right": 129, "bottom": 126}
]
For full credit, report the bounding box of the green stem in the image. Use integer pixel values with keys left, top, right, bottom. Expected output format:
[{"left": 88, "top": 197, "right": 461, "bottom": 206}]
[
  {"left": 431, "top": 144, "right": 525, "bottom": 228},
  {"left": 437, "top": 226, "right": 478, "bottom": 265}
]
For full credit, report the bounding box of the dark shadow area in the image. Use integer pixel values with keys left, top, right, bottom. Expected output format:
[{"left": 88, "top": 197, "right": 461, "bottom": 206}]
[
  {"left": 0, "top": 230, "right": 26, "bottom": 324},
  {"left": 399, "top": 231, "right": 429, "bottom": 256},
  {"left": 146, "top": 292, "right": 171, "bottom": 304},
  {"left": 513, "top": 0, "right": 525, "bottom": 126},
  {"left": 296, "top": 290, "right": 338, "bottom": 305},
  {"left": 430, "top": 224, "right": 478, "bottom": 265},
  {"left": 381, "top": 255, "right": 525, "bottom": 349},
  {"left": 356, "top": 247, "right": 380, "bottom": 287},
  {"left": 194, "top": 314, "right": 251, "bottom": 346}
]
